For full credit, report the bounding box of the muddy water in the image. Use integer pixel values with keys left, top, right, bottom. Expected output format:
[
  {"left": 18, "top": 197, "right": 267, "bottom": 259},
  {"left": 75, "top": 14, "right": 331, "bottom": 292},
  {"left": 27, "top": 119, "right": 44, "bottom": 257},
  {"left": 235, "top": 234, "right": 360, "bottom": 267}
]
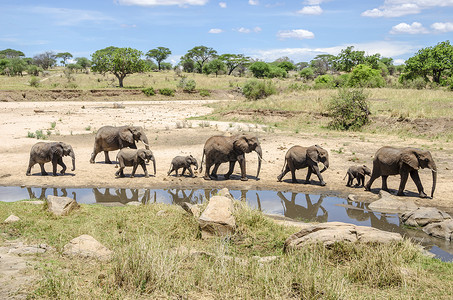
[{"left": 1, "top": 186, "right": 452, "bottom": 261}]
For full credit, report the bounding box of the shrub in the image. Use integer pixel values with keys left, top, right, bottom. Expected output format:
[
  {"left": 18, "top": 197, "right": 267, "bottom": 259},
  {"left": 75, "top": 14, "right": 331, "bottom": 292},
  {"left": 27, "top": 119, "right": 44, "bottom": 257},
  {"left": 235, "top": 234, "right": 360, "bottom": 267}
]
[
  {"left": 178, "top": 78, "right": 196, "bottom": 92},
  {"left": 29, "top": 76, "right": 40, "bottom": 87},
  {"left": 142, "top": 87, "right": 156, "bottom": 96},
  {"left": 199, "top": 89, "right": 210, "bottom": 97},
  {"left": 267, "top": 65, "right": 287, "bottom": 78},
  {"left": 249, "top": 61, "right": 270, "bottom": 78},
  {"left": 159, "top": 88, "right": 175, "bottom": 96},
  {"left": 410, "top": 77, "right": 427, "bottom": 90},
  {"left": 299, "top": 67, "right": 314, "bottom": 81},
  {"left": 314, "top": 74, "right": 335, "bottom": 89},
  {"left": 327, "top": 88, "right": 371, "bottom": 131},
  {"left": 242, "top": 79, "right": 277, "bottom": 101},
  {"left": 348, "top": 64, "right": 385, "bottom": 88}
]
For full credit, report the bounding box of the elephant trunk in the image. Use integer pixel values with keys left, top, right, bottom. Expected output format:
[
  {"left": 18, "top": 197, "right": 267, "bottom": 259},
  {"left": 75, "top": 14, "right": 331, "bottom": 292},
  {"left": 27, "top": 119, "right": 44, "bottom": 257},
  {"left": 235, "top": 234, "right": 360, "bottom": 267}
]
[
  {"left": 320, "top": 159, "right": 329, "bottom": 173},
  {"left": 255, "top": 145, "right": 262, "bottom": 179},
  {"left": 152, "top": 157, "right": 156, "bottom": 175},
  {"left": 69, "top": 150, "right": 76, "bottom": 171},
  {"left": 194, "top": 161, "right": 198, "bottom": 171},
  {"left": 431, "top": 164, "right": 437, "bottom": 198}
]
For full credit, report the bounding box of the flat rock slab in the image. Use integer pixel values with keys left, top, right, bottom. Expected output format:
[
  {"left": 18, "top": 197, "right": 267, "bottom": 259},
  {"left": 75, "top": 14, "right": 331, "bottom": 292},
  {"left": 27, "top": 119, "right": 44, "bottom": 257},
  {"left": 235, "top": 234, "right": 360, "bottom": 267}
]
[
  {"left": 47, "top": 195, "right": 79, "bottom": 216},
  {"left": 198, "top": 195, "right": 236, "bottom": 238},
  {"left": 284, "top": 222, "right": 402, "bottom": 252},
  {"left": 423, "top": 219, "right": 453, "bottom": 241},
  {"left": 400, "top": 207, "right": 452, "bottom": 227},
  {"left": 4, "top": 214, "right": 20, "bottom": 223},
  {"left": 368, "top": 190, "right": 418, "bottom": 214},
  {"left": 63, "top": 234, "right": 112, "bottom": 260}
]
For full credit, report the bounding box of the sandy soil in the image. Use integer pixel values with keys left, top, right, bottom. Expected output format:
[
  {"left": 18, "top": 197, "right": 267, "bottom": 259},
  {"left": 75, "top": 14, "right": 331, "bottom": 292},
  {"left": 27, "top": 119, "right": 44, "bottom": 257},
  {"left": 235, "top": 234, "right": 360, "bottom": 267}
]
[{"left": 1, "top": 98, "right": 453, "bottom": 212}]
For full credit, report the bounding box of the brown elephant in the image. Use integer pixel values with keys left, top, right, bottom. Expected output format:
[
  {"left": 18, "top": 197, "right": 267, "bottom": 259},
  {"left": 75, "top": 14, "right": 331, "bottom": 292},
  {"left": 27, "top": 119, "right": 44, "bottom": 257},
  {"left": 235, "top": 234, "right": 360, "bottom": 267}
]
[
  {"left": 344, "top": 165, "right": 371, "bottom": 187},
  {"left": 277, "top": 145, "right": 329, "bottom": 185},
  {"left": 115, "top": 148, "right": 156, "bottom": 178},
  {"left": 26, "top": 142, "right": 75, "bottom": 176},
  {"left": 90, "top": 125, "right": 149, "bottom": 164},
  {"left": 364, "top": 146, "right": 437, "bottom": 198},
  {"left": 200, "top": 134, "right": 262, "bottom": 181}
]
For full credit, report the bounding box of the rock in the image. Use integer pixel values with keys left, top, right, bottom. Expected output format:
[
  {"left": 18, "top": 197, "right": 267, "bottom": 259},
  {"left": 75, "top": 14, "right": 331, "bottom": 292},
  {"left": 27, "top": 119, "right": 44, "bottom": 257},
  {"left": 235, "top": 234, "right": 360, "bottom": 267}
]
[
  {"left": 368, "top": 190, "right": 418, "bottom": 213},
  {"left": 181, "top": 202, "right": 202, "bottom": 218},
  {"left": 272, "top": 219, "right": 312, "bottom": 230},
  {"left": 126, "top": 201, "right": 141, "bottom": 206},
  {"left": 423, "top": 220, "right": 453, "bottom": 241},
  {"left": 4, "top": 215, "right": 20, "bottom": 223},
  {"left": 198, "top": 196, "right": 236, "bottom": 238},
  {"left": 63, "top": 234, "right": 112, "bottom": 260},
  {"left": 284, "top": 222, "right": 402, "bottom": 252},
  {"left": 7, "top": 242, "right": 51, "bottom": 255},
  {"left": 347, "top": 194, "right": 356, "bottom": 201},
  {"left": 400, "top": 207, "right": 452, "bottom": 227},
  {"left": 47, "top": 195, "right": 79, "bottom": 216},
  {"left": 217, "top": 188, "right": 234, "bottom": 200}
]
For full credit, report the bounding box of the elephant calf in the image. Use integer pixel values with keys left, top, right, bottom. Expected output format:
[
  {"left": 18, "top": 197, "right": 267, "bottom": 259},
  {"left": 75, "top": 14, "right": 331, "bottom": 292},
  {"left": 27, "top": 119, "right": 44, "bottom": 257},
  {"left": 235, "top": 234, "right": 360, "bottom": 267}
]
[
  {"left": 26, "top": 142, "right": 76, "bottom": 176},
  {"left": 115, "top": 148, "right": 156, "bottom": 178},
  {"left": 343, "top": 165, "right": 371, "bottom": 187},
  {"left": 168, "top": 155, "right": 198, "bottom": 177}
]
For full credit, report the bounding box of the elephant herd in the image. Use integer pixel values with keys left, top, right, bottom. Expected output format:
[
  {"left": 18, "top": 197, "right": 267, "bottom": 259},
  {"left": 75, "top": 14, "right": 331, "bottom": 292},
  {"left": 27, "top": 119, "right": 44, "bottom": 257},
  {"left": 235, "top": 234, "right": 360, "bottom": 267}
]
[{"left": 26, "top": 125, "right": 437, "bottom": 199}]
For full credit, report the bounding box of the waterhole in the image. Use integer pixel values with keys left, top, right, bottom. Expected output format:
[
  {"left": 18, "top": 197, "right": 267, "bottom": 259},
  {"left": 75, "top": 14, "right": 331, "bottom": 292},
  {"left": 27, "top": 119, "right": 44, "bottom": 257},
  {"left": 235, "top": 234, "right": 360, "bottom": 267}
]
[{"left": 1, "top": 186, "right": 452, "bottom": 261}]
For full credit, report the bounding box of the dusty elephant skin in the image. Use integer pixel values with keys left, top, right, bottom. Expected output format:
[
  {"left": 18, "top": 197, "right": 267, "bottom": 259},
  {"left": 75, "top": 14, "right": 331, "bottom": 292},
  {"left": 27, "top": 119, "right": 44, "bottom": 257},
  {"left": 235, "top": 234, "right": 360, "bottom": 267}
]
[
  {"left": 26, "top": 141, "right": 75, "bottom": 176},
  {"left": 168, "top": 155, "right": 198, "bottom": 177},
  {"left": 115, "top": 148, "right": 156, "bottom": 178},
  {"left": 343, "top": 164, "right": 371, "bottom": 187}
]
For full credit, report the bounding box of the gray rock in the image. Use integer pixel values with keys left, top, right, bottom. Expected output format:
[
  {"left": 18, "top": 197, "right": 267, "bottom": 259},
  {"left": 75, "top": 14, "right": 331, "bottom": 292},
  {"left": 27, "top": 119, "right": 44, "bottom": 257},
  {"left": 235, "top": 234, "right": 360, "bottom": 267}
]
[
  {"left": 423, "top": 220, "right": 453, "bottom": 241},
  {"left": 198, "top": 195, "right": 236, "bottom": 238},
  {"left": 4, "top": 215, "right": 20, "bottom": 223},
  {"left": 63, "top": 234, "right": 112, "bottom": 260},
  {"left": 284, "top": 222, "right": 402, "bottom": 252},
  {"left": 7, "top": 242, "right": 51, "bottom": 255},
  {"left": 347, "top": 194, "right": 356, "bottom": 201},
  {"left": 181, "top": 202, "right": 202, "bottom": 218},
  {"left": 400, "top": 207, "right": 452, "bottom": 227},
  {"left": 47, "top": 195, "right": 79, "bottom": 216},
  {"left": 368, "top": 190, "right": 418, "bottom": 213}
]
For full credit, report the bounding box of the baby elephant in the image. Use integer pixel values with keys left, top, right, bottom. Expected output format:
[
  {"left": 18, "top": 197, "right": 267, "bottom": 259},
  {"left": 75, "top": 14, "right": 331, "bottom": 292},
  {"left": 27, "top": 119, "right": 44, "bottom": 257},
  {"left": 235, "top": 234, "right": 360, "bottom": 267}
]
[
  {"left": 168, "top": 155, "right": 198, "bottom": 177},
  {"left": 115, "top": 148, "right": 156, "bottom": 178},
  {"left": 344, "top": 165, "right": 371, "bottom": 187},
  {"left": 26, "top": 142, "right": 75, "bottom": 176}
]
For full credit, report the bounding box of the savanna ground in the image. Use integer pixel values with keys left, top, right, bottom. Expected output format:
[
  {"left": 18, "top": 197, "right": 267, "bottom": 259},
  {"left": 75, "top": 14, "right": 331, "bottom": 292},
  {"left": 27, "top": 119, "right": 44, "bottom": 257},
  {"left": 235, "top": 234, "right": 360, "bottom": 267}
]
[{"left": 1, "top": 70, "right": 453, "bottom": 298}]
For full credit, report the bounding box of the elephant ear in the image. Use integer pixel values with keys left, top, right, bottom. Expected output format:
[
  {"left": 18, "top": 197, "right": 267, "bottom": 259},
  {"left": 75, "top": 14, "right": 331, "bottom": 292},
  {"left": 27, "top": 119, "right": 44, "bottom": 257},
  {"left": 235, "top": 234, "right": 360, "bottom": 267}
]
[
  {"left": 51, "top": 143, "right": 64, "bottom": 159},
  {"left": 233, "top": 136, "right": 250, "bottom": 153},
  {"left": 306, "top": 146, "right": 319, "bottom": 163},
  {"left": 119, "top": 128, "right": 134, "bottom": 145},
  {"left": 138, "top": 150, "right": 146, "bottom": 161},
  {"left": 358, "top": 167, "right": 365, "bottom": 176},
  {"left": 402, "top": 151, "right": 419, "bottom": 170}
]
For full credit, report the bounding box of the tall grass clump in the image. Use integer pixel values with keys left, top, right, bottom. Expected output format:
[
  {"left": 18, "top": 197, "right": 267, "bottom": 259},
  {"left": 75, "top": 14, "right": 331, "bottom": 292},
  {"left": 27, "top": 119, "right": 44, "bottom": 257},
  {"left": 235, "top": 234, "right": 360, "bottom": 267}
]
[
  {"left": 142, "top": 87, "right": 155, "bottom": 96},
  {"left": 178, "top": 77, "right": 196, "bottom": 92},
  {"left": 327, "top": 88, "right": 371, "bottom": 130},
  {"left": 242, "top": 79, "right": 277, "bottom": 101},
  {"left": 29, "top": 76, "right": 40, "bottom": 87}
]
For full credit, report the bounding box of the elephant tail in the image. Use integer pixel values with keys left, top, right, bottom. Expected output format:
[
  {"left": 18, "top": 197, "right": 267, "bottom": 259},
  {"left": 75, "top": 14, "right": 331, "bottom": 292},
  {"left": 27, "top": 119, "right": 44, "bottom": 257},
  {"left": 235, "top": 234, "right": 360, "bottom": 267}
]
[
  {"left": 280, "top": 158, "right": 287, "bottom": 174},
  {"left": 199, "top": 149, "right": 205, "bottom": 173},
  {"left": 343, "top": 173, "right": 347, "bottom": 180},
  {"left": 115, "top": 153, "right": 119, "bottom": 168}
]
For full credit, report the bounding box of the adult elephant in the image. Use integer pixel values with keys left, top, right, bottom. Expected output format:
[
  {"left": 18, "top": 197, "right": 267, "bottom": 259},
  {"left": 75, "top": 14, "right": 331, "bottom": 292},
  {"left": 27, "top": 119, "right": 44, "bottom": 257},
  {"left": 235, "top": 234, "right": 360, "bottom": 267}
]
[
  {"left": 364, "top": 146, "right": 436, "bottom": 198},
  {"left": 26, "top": 142, "right": 75, "bottom": 176},
  {"left": 90, "top": 125, "right": 149, "bottom": 164},
  {"left": 277, "top": 145, "right": 329, "bottom": 185},
  {"left": 200, "top": 134, "right": 262, "bottom": 181}
]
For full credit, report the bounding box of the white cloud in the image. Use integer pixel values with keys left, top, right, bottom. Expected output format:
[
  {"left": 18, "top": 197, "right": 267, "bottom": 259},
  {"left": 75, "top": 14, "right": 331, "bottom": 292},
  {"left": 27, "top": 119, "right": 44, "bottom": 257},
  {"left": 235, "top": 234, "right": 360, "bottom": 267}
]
[
  {"left": 117, "top": 0, "right": 208, "bottom": 6},
  {"left": 236, "top": 26, "right": 261, "bottom": 33},
  {"left": 393, "top": 59, "right": 406, "bottom": 65},
  {"left": 254, "top": 26, "right": 262, "bottom": 32},
  {"left": 277, "top": 29, "right": 315, "bottom": 40},
  {"left": 249, "top": 0, "right": 259, "bottom": 5},
  {"left": 390, "top": 22, "right": 428, "bottom": 34},
  {"left": 297, "top": 5, "right": 323, "bottom": 15},
  {"left": 362, "top": 1, "right": 453, "bottom": 18},
  {"left": 431, "top": 22, "right": 453, "bottom": 33},
  {"left": 219, "top": 2, "right": 227, "bottom": 8},
  {"left": 208, "top": 28, "right": 224, "bottom": 34}
]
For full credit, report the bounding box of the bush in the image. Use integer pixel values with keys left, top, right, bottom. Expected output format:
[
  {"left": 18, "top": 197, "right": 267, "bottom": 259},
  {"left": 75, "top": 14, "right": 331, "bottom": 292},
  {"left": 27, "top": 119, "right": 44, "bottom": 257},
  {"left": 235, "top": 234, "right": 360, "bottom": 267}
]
[
  {"left": 159, "top": 88, "right": 175, "bottom": 97},
  {"left": 29, "top": 76, "right": 40, "bottom": 87},
  {"left": 178, "top": 77, "right": 196, "bottom": 92},
  {"left": 447, "top": 77, "right": 453, "bottom": 91},
  {"left": 327, "top": 88, "right": 371, "bottom": 131},
  {"left": 314, "top": 74, "right": 335, "bottom": 89},
  {"left": 332, "top": 73, "right": 350, "bottom": 87},
  {"left": 142, "top": 87, "right": 155, "bottom": 96},
  {"left": 199, "top": 89, "right": 210, "bottom": 97},
  {"left": 299, "top": 67, "right": 314, "bottom": 81},
  {"left": 242, "top": 79, "right": 276, "bottom": 101},
  {"left": 267, "top": 65, "right": 287, "bottom": 78},
  {"left": 348, "top": 64, "right": 385, "bottom": 88},
  {"left": 249, "top": 61, "right": 270, "bottom": 78}
]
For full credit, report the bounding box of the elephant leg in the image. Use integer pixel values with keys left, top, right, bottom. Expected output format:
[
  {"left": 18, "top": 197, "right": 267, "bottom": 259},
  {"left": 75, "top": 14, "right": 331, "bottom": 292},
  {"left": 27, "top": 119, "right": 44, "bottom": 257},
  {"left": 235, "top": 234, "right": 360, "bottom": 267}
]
[
  {"left": 181, "top": 167, "right": 187, "bottom": 176},
  {"left": 188, "top": 167, "right": 194, "bottom": 177},
  {"left": 381, "top": 175, "right": 390, "bottom": 192},
  {"left": 311, "top": 164, "right": 326, "bottom": 186},
  {"left": 237, "top": 155, "right": 248, "bottom": 181},
  {"left": 346, "top": 174, "right": 353, "bottom": 187},
  {"left": 305, "top": 168, "right": 313, "bottom": 184},
  {"left": 104, "top": 151, "right": 112, "bottom": 164},
  {"left": 51, "top": 159, "right": 59, "bottom": 176},
  {"left": 277, "top": 164, "right": 290, "bottom": 182},
  {"left": 116, "top": 167, "right": 125, "bottom": 178},
  {"left": 410, "top": 171, "right": 427, "bottom": 198},
  {"left": 204, "top": 162, "right": 213, "bottom": 180},
  {"left": 26, "top": 159, "right": 35, "bottom": 176},
  {"left": 130, "top": 164, "right": 138, "bottom": 178},
  {"left": 397, "top": 173, "right": 408, "bottom": 196},
  {"left": 288, "top": 160, "right": 298, "bottom": 183},
  {"left": 141, "top": 162, "right": 149, "bottom": 178},
  {"left": 58, "top": 157, "right": 67, "bottom": 175},
  {"left": 175, "top": 168, "right": 180, "bottom": 177},
  {"left": 365, "top": 172, "right": 379, "bottom": 191},
  {"left": 39, "top": 163, "right": 48, "bottom": 176},
  {"left": 224, "top": 161, "right": 235, "bottom": 179},
  {"left": 211, "top": 163, "right": 221, "bottom": 179},
  {"left": 167, "top": 165, "right": 174, "bottom": 176},
  {"left": 357, "top": 175, "right": 363, "bottom": 187}
]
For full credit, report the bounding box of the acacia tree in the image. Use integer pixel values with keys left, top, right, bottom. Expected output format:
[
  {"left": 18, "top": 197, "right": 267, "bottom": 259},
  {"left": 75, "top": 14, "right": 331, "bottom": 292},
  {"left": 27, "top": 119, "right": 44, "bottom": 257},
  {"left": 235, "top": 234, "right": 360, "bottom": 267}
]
[
  {"left": 75, "top": 57, "right": 91, "bottom": 70},
  {"left": 146, "top": 47, "right": 171, "bottom": 70},
  {"left": 0, "top": 49, "right": 25, "bottom": 59},
  {"left": 91, "top": 47, "right": 147, "bottom": 88},
  {"left": 202, "top": 58, "right": 226, "bottom": 77},
  {"left": 33, "top": 51, "right": 56, "bottom": 70},
  {"left": 182, "top": 46, "right": 217, "bottom": 73},
  {"left": 219, "top": 54, "right": 250, "bottom": 75},
  {"left": 334, "top": 46, "right": 366, "bottom": 72},
  {"left": 56, "top": 52, "right": 73, "bottom": 66}
]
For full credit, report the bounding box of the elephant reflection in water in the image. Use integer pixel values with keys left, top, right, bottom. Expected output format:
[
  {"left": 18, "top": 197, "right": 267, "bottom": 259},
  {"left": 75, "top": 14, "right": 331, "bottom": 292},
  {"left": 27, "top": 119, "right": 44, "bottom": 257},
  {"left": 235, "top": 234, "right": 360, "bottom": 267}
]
[
  {"left": 93, "top": 188, "right": 154, "bottom": 204},
  {"left": 277, "top": 192, "right": 328, "bottom": 222},
  {"left": 26, "top": 187, "right": 76, "bottom": 200}
]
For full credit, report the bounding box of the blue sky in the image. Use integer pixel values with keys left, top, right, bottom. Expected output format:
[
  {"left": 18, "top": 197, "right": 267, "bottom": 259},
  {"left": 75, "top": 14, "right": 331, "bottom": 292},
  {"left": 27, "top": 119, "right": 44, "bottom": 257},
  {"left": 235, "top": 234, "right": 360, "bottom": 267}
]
[{"left": 1, "top": 0, "right": 452, "bottom": 65}]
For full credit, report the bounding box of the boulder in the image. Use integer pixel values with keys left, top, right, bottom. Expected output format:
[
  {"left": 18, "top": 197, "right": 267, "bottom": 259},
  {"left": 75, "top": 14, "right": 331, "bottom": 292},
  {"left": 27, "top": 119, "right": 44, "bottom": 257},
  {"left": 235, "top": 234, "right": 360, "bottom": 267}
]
[
  {"left": 368, "top": 190, "right": 418, "bottom": 214},
  {"left": 63, "top": 234, "right": 112, "bottom": 260},
  {"left": 423, "top": 220, "right": 453, "bottom": 241},
  {"left": 4, "top": 214, "right": 20, "bottom": 223},
  {"left": 400, "top": 207, "right": 452, "bottom": 227},
  {"left": 284, "top": 222, "right": 402, "bottom": 252},
  {"left": 198, "top": 196, "right": 236, "bottom": 238},
  {"left": 47, "top": 195, "right": 79, "bottom": 216},
  {"left": 181, "top": 202, "right": 203, "bottom": 218},
  {"left": 8, "top": 243, "right": 52, "bottom": 255},
  {"left": 217, "top": 188, "right": 234, "bottom": 200}
]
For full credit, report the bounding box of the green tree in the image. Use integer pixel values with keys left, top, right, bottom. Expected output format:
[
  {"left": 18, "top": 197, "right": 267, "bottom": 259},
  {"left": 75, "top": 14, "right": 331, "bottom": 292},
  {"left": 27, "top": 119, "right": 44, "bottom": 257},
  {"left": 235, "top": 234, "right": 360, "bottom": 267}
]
[
  {"left": 277, "top": 61, "right": 295, "bottom": 72},
  {"left": 9, "top": 58, "right": 27, "bottom": 76},
  {"left": 402, "top": 40, "right": 453, "bottom": 84},
  {"left": 91, "top": 46, "right": 147, "bottom": 88},
  {"left": 219, "top": 54, "right": 250, "bottom": 75},
  {"left": 0, "top": 48, "right": 25, "bottom": 58},
  {"left": 75, "top": 57, "right": 91, "bottom": 70},
  {"left": 202, "top": 58, "right": 226, "bottom": 77},
  {"left": 299, "top": 67, "right": 314, "bottom": 81},
  {"left": 348, "top": 64, "right": 385, "bottom": 88},
  {"left": 295, "top": 61, "right": 309, "bottom": 71},
  {"left": 56, "top": 52, "right": 73, "bottom": 66},
  {"left": 160, "top": 62, "right": 172, "bottom": 70},
  {"left": 334, "top": 46, "right": 366, "bottom": 72},
  {"left": 249, "top": 61, "right": 270, "bottom": 78},
  {"left": 146, "top": 47, "right": 171, "bottom": 70},
  {"left": 310, "top": 54, "right": 335, "bottom": 75},
  {"left": 33, "top": 51, "right": 56, "bottom": 70},
  {"left": 182, "top": 46, "right": 217, "bottom": 73}
]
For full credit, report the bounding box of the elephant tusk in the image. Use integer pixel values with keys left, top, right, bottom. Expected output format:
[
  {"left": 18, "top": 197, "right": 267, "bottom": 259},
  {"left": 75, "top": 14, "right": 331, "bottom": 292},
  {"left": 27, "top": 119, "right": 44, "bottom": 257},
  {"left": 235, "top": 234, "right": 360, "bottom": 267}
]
[
  {"left": 142, "top": 141, "right": 150, "bottom": 147},
  {"left": 256, "top": 152, "right": 267, "bottom": 163}
]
